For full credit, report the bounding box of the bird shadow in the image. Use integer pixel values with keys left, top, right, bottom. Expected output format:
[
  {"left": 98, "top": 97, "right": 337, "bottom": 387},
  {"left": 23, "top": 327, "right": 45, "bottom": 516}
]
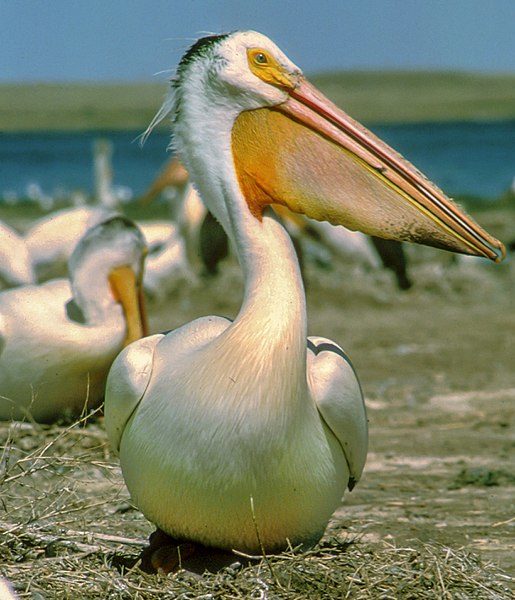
[
  {"left": 109, "top": 545, "right": 256, "bottom": 576},
  {"left": 108, "top": 534, "right": 358, "bottom": 577}
]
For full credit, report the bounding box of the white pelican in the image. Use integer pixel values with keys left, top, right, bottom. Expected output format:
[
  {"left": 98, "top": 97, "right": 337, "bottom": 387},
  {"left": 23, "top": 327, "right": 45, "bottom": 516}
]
[
  {"left": 0, "top": 220, "right": 35, "bottom": 290},
  {"left": 93, "top": 139, "right": 118, "bottom": 209},
  {"left": 138, "top": 221, "right": 191, "bottom": 300},
  {"left": 0, "top": 216, "right": 147, "bottom": 423},
  {"left": 105, "top": 31, "right": 504, "bottom": 571},
  {"left": 24, "top": 138, "right": 121, "bottom": 281},
  {"left": 304, "top": 219, "right": 412, "bottom": 289},
  {"left": 25, "top": 206, "right": 113, "bottom": 281},
  {"left": 141, "top": 162, "right": 213, "bottom": 273}
]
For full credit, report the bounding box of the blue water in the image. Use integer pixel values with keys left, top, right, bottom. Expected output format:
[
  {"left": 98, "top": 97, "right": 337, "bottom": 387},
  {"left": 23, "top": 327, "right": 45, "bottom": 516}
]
[{"left": 1, "top": 120, "right": 514, "bottom": 201}]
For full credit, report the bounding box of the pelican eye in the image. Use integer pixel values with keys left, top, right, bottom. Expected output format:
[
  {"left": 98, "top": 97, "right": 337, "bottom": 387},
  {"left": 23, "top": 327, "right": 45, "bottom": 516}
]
[
  {"left": 247, "top": 48, "right": 294, "bottom": 89},
  {"left": 248, "top": 48, "right": 271, "bottom": 67}
]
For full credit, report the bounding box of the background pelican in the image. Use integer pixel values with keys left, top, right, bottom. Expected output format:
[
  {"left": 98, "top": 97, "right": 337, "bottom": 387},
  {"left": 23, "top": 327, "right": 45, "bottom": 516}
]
[
  {"left": 305, "top": 219, "right": 412, "bottom": 289},
  {"left": 139, "top": 221, "right": 191, "bottom": 301},
  {"left": 0, "top": 220, "right": 35, "bottom": 290},
  {"left": 23, "top": 139, "right": 121, "bottom": 281},
  {"left": 105, "top": 31, "right": 504, "bottom": 572},
  {"left": 141, "top": 164, "right": 214, "bottom": 275},
  {"left": 0, "top": 216, "right": 147, "bottom": 423},
  {"left": 25, "top": 205, "right": 112, "bottom": 281}
]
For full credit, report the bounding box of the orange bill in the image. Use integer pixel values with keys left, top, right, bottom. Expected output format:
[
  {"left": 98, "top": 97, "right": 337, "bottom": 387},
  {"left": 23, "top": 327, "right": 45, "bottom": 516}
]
[
  {"left": 108, "top": 265, "right": 149, "bottom": 345},
  {"left": 231, "top": 77, "right": 505, "bottom": 262},
  {"left": 140, "top": 157, "right": 190, "bottom": 205}
]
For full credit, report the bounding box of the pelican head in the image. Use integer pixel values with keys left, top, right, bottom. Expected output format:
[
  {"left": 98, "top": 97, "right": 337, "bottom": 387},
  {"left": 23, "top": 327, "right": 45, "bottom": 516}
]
[
  {"left": 68, "top": 216, "right": 148, "bottom": 344},
  {"left": 167, "top": 31, "right": 504, "bottom": 262}
]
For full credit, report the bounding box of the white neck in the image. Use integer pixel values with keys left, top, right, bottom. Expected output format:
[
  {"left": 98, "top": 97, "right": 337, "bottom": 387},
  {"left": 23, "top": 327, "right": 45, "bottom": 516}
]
[
  {"left": 175, "top": 99, "right": 307, "bottom": 403},
  {"left": 233, "top": 209, "right": 307, "bottom": 344},
  {"left": 227, "top": 210, "right": 309, "bottom": 416},
  {"left": 216, "top": 191, "right": 308, "bottom": 415}
]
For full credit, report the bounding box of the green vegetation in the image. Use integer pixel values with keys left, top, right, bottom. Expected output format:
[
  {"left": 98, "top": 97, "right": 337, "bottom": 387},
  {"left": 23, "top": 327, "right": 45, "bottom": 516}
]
[
  {"left": 2, "top": 71, "right": 515, "bottom": 131},
  {"left": 313, "top": 70, "right": 515, "bottom": 123},
  {"left": 0, "top": 82, "right": 166, "bottom": 132}
]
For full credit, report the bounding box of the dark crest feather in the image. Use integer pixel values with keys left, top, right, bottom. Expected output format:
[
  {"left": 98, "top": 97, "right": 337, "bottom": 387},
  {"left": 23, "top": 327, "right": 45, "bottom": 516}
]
[
  {"left": 140, "top": 33, "right": 232, "bottom": 145},
  {"left": 175, "top": 33, "right": 231, "bottom": 86}
]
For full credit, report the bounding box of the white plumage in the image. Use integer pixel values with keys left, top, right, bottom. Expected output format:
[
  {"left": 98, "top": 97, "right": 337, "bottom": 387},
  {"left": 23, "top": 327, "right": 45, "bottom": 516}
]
[
  {"left": 105, "top": 32, "right": 367, "bottom": 555},
  {"left": 0, "top": 220, "right": 35, "bottom": 289},
  {"left": 139, "top": 221, "right": 191, "bottom": 300},
  {"left": 107, "top": 218, "right": 366, "bottom": 550},
  {"left": 25, "top": 206, "right": 113, "bottom": 281},
  {"left": 0, "top": 216, "right": 147, "bottom": 422},
  {"left": 105, "top": 31, "right": 502, "bottom": 565}
]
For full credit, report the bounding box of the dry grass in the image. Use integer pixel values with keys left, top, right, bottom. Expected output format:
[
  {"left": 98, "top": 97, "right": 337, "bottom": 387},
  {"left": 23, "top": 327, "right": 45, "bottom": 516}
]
[{"left": 0, "top": 416, "right": 512, "bottom": 599}]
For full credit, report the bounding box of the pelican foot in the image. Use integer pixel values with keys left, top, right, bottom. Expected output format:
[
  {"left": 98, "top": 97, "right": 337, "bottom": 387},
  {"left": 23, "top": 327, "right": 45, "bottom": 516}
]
[{"left": 139, "top": 528, "right": 196, "bottom": 574}]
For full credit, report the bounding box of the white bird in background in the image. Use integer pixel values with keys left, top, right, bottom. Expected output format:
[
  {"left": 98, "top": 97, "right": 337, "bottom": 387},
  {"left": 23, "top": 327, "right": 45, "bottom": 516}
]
[
  {"left": 305, "top": 219, "right": 413, "bottom": 289},
  {"left": 93, "top": 139, "right": 119, "bottom": 210},
  {"left": 139, "top": 221, "right": 179, "bottom": 254},
  {"left": 105, "top": 31, "right": 504, "bottom": 572},
  {"left": 0, "top": 220, "right": 35, "bottom": 290},
  {"left": 24, "top": 139, "right": 188, "bottom": 294},
  {"left": 307, "top": 220, "right": 381, "bottom": 269},
  {"left": 25, "top": 205, "right": 112, "bottom": 281},
  {"left": 0, "top": 216, "right": 148, "bottom": 423},
  {"left": 138, "top": 221, "right": 191, "bottom": 301},
  {"left": 140, "top": 159, "right": 208, "bottom": 273},
  {"left": 176, "top": 184, "right": 210, "bottom": 269},
  {"left": 23, "top": 138, "right": 121, "bottom": 281}
]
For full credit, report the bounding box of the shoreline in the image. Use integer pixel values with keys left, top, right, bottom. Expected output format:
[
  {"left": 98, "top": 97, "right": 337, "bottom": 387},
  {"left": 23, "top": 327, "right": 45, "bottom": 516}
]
[{"left": 4, "top": 70, "right": 515, "bottom": 132}]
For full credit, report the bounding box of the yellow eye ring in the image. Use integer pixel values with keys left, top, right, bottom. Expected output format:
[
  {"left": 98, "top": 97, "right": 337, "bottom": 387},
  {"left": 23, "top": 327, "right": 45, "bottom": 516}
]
[
  {"left": 248, "top": 48, "right": 270, "bottom": 66},
  {"left": 247, "top": 47, "right": 296, "bottom": 90}
]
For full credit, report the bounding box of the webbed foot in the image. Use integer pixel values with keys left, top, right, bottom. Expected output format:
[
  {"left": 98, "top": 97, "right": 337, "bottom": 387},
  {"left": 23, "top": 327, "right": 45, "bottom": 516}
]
[{"left": 139, "top": 528, "right": 196, "bottom": 574}]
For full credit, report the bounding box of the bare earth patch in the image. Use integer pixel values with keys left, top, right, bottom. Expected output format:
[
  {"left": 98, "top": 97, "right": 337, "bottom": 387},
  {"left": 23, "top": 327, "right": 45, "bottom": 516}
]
[{"left": 1, "top": 207, "right": 514, "bottom": 598}]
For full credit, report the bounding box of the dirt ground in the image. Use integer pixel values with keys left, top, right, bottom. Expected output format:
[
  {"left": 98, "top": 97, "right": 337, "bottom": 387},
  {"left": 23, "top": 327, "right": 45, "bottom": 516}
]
[{"left": 0, "top": 206, "right": 514, "bottom": 598}]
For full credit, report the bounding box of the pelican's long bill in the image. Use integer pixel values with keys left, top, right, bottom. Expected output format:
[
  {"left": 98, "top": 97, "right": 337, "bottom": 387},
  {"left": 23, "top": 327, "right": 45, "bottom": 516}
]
[
  {"left": 140, "top": 157, "right": 189, "bottom": 206},
  {"left": 108, "top": 265, "right": 149, "bottom": 345},
  {"left": 232, "top": 77, "right": 505, "bottom": 262}
]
